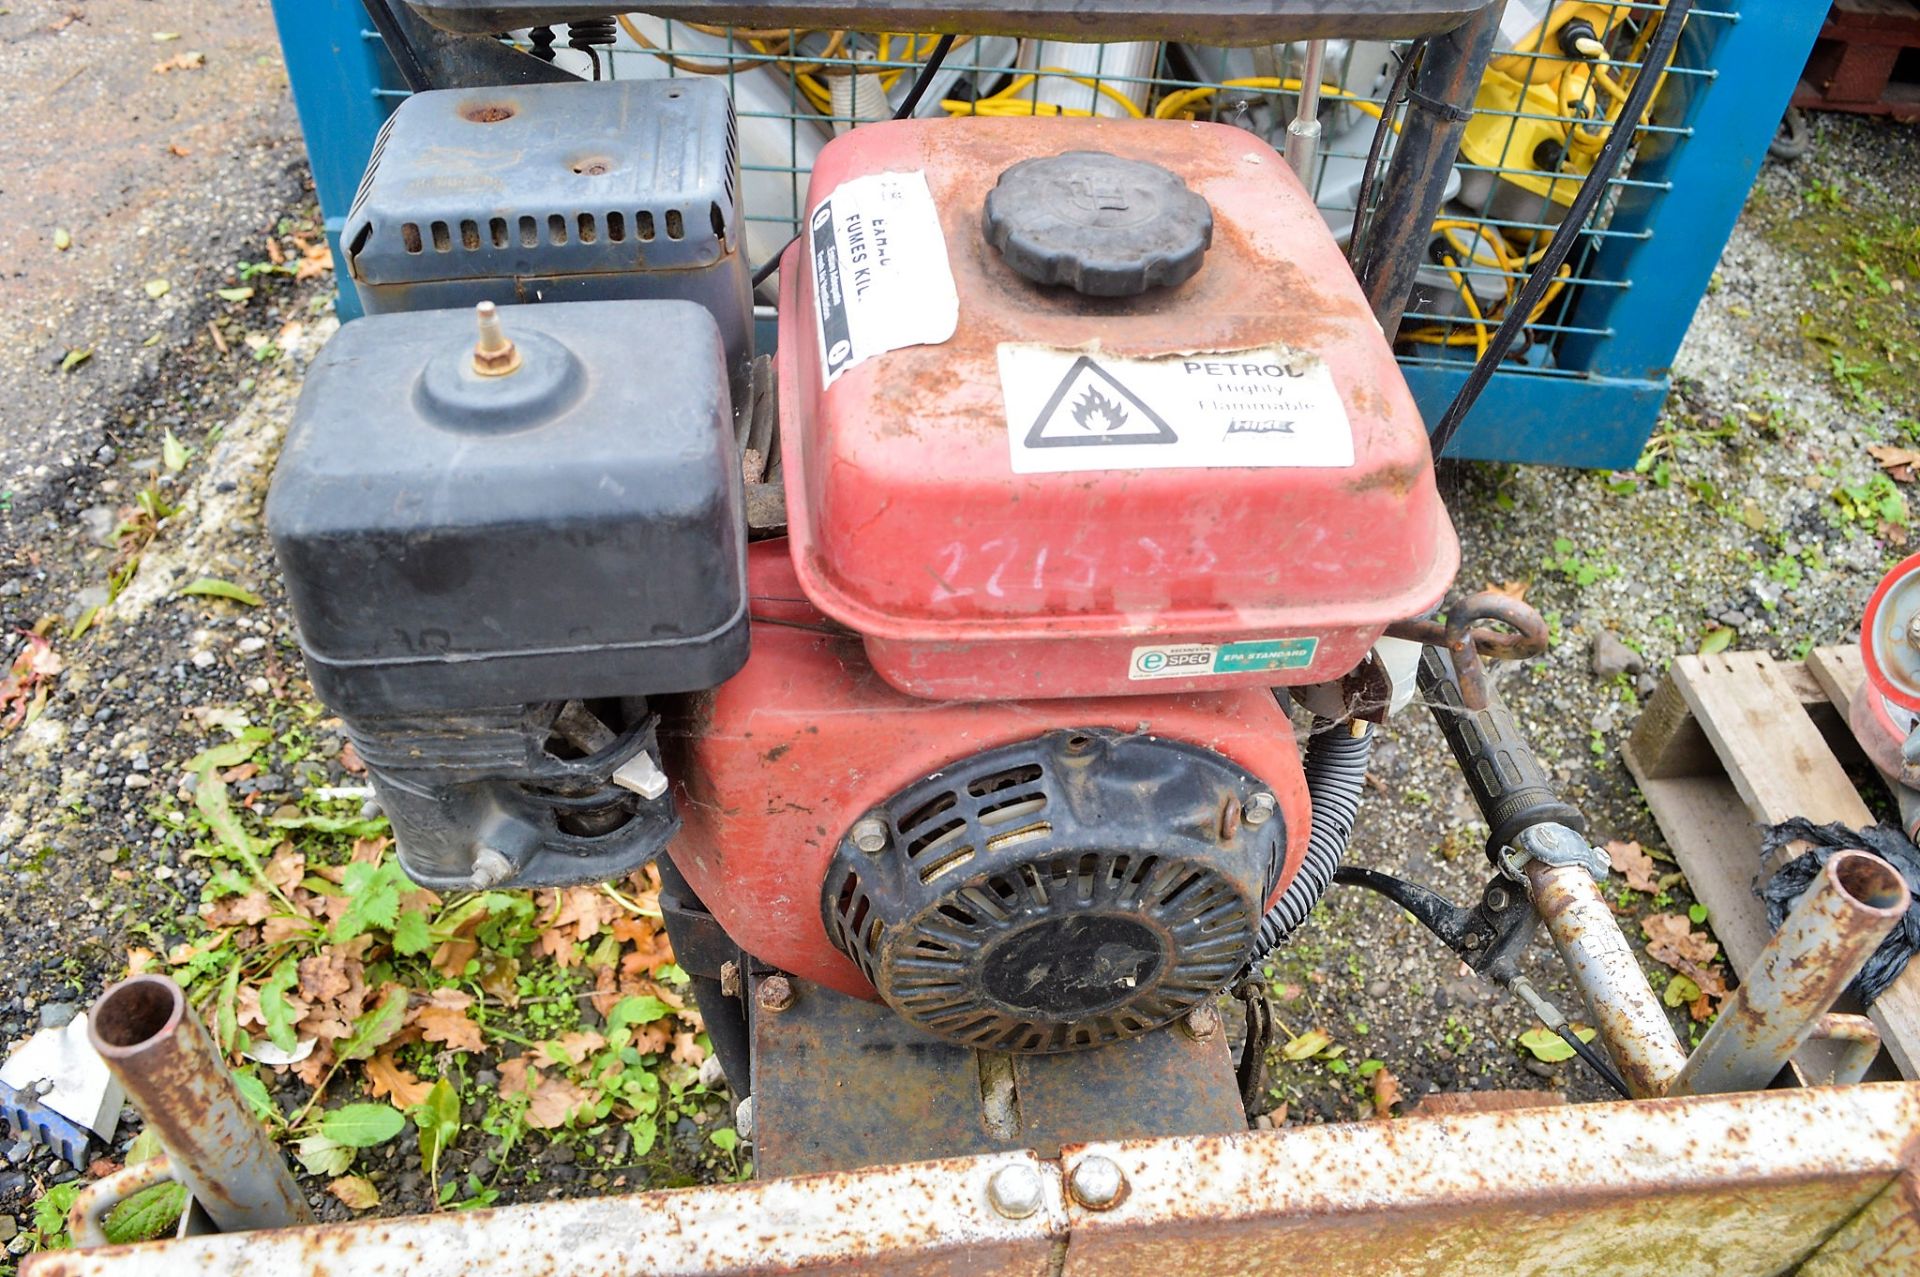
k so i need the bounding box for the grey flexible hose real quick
[1247,720,1374,966]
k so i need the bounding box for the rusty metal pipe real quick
[1668,851,1910,1097]
[1525,861,1688,1098]
[1812,1012,1882,1087]
[88,975,313,1233]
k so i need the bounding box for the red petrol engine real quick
[670,116,1456,1055]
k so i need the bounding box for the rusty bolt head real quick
[1181,1002,1221,1040]
[1068,1155,1127,1210]
[1907,613,1920,648]
[986,1164,1044,1219]
[851,816,890,855]
[1241,792,1277,827]
[1486,886,1512,912]
[719,960,742,999]
[1462,930,1483,950]
[756,974,795,1014]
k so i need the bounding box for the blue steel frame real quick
[269,0,409,322]
[269,1,1827,468]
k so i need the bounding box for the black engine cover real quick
[822,729,1283,1053]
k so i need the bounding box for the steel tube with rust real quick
[1526,861,1688,1098]
[1668,850,1910,1097]
[88,975,313,1233]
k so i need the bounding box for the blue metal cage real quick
[270,1,1827,469]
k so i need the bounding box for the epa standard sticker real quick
[809,170,959,387]
[997,344,1355,474]
[1128,638,1320,681]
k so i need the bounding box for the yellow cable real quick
[1153,77,1387,124]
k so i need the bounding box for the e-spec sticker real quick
[998,344,1355,475]
[809,170,959,386]
[1129,638,1320,681]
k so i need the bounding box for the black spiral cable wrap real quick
[1245,720,1374,968]
[567,18,617,78]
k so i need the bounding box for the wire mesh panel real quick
[498,3,1728,388]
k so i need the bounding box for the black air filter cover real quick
[823,729,1282,1054]
[268,298,747,717]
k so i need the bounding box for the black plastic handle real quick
[1418,646,1585,860]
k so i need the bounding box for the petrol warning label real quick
[998,344,1354,475]
[1128,638,1320,681]
[809,170,959,387]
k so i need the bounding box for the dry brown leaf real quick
[350,835,388,865]
[1484,579,1531,603]
[415,988,484,1053]
[591,965,621,1018]
[525,1074,593,1130]
[1870,445,1920,483]
[549,1031,606,1067]
[365,1049,434,1108]
[1642,913,1718,966]
[555,888,615,943]
[152,50,206,73]
[498,1055,538,1101]
[292,1042,334,1088]
[327,1175,380,1211]
[431,938,479,980]
[295,240,335,281]
[298,952,355,1005]
[167,143,191,157]
[537,928,582,970]
[1370,1068,1403,1119]
[477,954,520,1007]
[126,948,158,975]
[265,847,306,895]
[1607,840,1661,895]
[261,914,316,945]
[338,739,366,775]
[670,1030,706,1068]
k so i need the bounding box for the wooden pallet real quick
[1793,0,1920,122]
[1624,646,1920,1081]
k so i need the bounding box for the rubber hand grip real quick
[1418,646,1585,860]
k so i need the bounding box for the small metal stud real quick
[1242,792,1277,827]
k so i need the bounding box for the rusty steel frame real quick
[27,1084,1920,1277]
[1669,851,1912,1099]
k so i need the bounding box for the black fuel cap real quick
[983,151,1214,298]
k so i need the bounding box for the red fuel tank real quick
[779,116,1457,702]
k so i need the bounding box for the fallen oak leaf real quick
[1607,840,1661,895]
[364,1049,434,1109]
[1870,444,1920,483]
[414,989,484,1053]
[524,1074,594,1131]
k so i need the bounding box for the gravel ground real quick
[1,86,1917,1244]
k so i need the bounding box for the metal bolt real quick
[1462,930,1483,950]
[986,1164,1044,1220]
[1242,792,1277,827]
[1907,612,1920,648]
[1486,886,1512,912]
[471,301,522,377]
[468,846,515,890]
[850,816,890,855]
[1181,1002,1220,1040]
[719,960,742,999]
[1067,1155,1127,1210]
[756,974,795,1014]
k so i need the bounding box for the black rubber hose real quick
[1246,721,1374,966]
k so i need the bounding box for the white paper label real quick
[809,170,959,386]
[998,344,1355,475]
